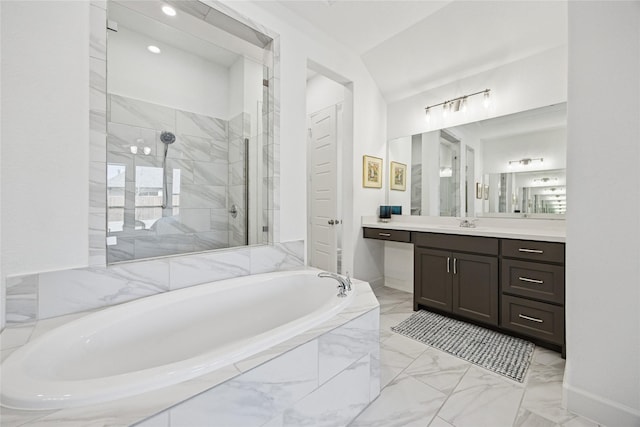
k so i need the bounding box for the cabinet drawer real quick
[501,259,564,304]
[363,227,411,243]
[501,295,564,345]
[501,239,565,264]
[413,232,498,256]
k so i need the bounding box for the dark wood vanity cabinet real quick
[414,233,499,326]
[500,239,565,350]
[363,226,566,354]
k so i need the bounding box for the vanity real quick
[363,217,566,355]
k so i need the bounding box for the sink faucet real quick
[318,272,352,297]
[459,218,478,228]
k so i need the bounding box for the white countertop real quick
[362,215,566,243]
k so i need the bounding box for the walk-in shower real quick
[105,0,273,263]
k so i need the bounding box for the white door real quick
[308,105,338,272]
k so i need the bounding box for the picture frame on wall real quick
[363,155,383,188]
[390,161,407,191]
[476,182,483,199]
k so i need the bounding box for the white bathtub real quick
[1,269,354,410]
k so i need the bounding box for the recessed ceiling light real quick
[147,45,161,54]
[162,5,176,16]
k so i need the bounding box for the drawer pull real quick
[519,314,543,323]
[518,248,544,254]
[447,257,451,273]
[378,233,391,237]
[518,276,544,284]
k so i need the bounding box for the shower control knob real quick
[328,220,335,225]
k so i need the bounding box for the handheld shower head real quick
[160,131,176,144]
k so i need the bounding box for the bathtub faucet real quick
[318,272,352,298]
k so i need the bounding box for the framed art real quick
[390,161,407,191]
[476,182,483,199]
[363,155,383,188]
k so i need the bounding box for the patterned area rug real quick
[392,310,534,382]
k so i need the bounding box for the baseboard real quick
[564,383,640,426]
[368,276,385,289]
[384,277,412,293]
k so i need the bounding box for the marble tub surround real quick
[4,240,303,324]
[0,277,380,427]
[362,215,566,242]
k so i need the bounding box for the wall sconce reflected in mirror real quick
[508,157,543,167]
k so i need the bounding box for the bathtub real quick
[1,269,354,411]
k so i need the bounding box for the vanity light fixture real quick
[533,176,559,183]
[508,157,543,167]
[147,45,161,54]
[162,5,177,16]
[425,89,491,121]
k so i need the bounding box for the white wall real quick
[483,127,566,174]
[219,1,387,284]
[306,73,344,115]
[108,26,230,119]
[0,1,3,330]
[565,2,640,426]
[1,1,89,280]
[387,46,567,141]
[387,136,411,212]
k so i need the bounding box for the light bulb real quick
[425,107,431,122]
[130,145,138,154]
[162,5,176,16]
[143,146,152,155]
[442,102,449,117]
[483,90,491,108]
[147,45,161,54]
[460,96,468,112]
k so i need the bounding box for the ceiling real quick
[276,0,568,104]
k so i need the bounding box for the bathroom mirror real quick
[388,103,566,218]
[105,0,273,263]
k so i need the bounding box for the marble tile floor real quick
[349,286,601,427]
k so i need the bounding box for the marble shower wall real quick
[106,94,251,262]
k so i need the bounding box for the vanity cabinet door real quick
[452,252,498,326]
[414,247,452,312]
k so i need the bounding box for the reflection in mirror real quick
[439,131,460,217]
[388,103,566,219]
[105,0,273,263]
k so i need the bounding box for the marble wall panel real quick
[5,275,38,323]
[89,5,106,60]
[180,184,226,209]
[318,309,380,385]
[176,111,226,140]
[166,340,319,426]
[109,95,175,132]
[274,354,372,427]
[38,260,170,319]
